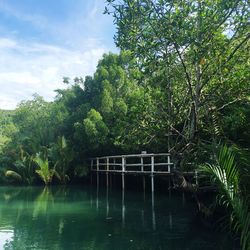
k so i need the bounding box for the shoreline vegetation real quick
[0,0,249,249]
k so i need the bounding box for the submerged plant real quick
[200,145,250,250]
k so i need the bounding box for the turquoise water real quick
[0,185,237,250]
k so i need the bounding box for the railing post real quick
[96,158,99,171]
[141,157,144,172]
[106,157,109,188]
[122,156,126,190]
[91,159,93,171]
[107,157,109,171]
[167,155,171,173]
[151,156,155,193]
[122,156,126,172]
[151,156,154,173]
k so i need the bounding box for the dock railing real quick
[90,153,174,175]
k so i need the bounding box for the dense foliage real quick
[0,1,249,247]
[0,0,248,181]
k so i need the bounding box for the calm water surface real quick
[0,185,237,250]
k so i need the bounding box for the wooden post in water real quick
[106,157,109,188]
[151,156,155,193]
[96,157,99,196]
[169,212,173,229]
[143,176,146,201]
[168,177,171,198]
[89,153,175,194]
[141,156,146,197]
[109,172,112,189]
[152,190,156,230]
[96,159,99,211]
[122,188,125,228]
[90,159,93,186]
[96,158,99,171]
[150,155,156,230]
[106,185,109,218]
[91,159,93,171]
[141,209,145,227]
[122,156,125,190]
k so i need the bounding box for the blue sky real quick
[0,0,117,109]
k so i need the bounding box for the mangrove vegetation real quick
[0,0,249,249]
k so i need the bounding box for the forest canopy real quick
[0,0,249,184]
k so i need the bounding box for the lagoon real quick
[0,185,237,250]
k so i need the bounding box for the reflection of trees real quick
[0,187,101,249]
[0,186,235,250]
[32,187,54,218]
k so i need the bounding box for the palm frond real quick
[5,170,22,182]
[200,144,250,250]
[34,153,54,185]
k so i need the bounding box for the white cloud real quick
[0,38,17,49]
[0,0,117,109]
[0,37,106,109]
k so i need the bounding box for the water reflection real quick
[0,230,13,249]
[122,188,125,228]
[151,191,156,231]
[0,185,237,250]
[33,187,54,218]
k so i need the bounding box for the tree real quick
[0,110,17,153]
[106,0,250,152]
[12,95,55,154]
[74,109,109,149]
[50,136,74,184]
[34,152,55,186]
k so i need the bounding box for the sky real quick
[0,0,117,110]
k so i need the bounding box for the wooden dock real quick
[90,153,173,174]
[90,153,174,191]
[90,153,200,231]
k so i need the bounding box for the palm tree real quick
[200,145,250,250]
[34,152,55,185]
[5,147,35,185]
[50,136,73,184]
